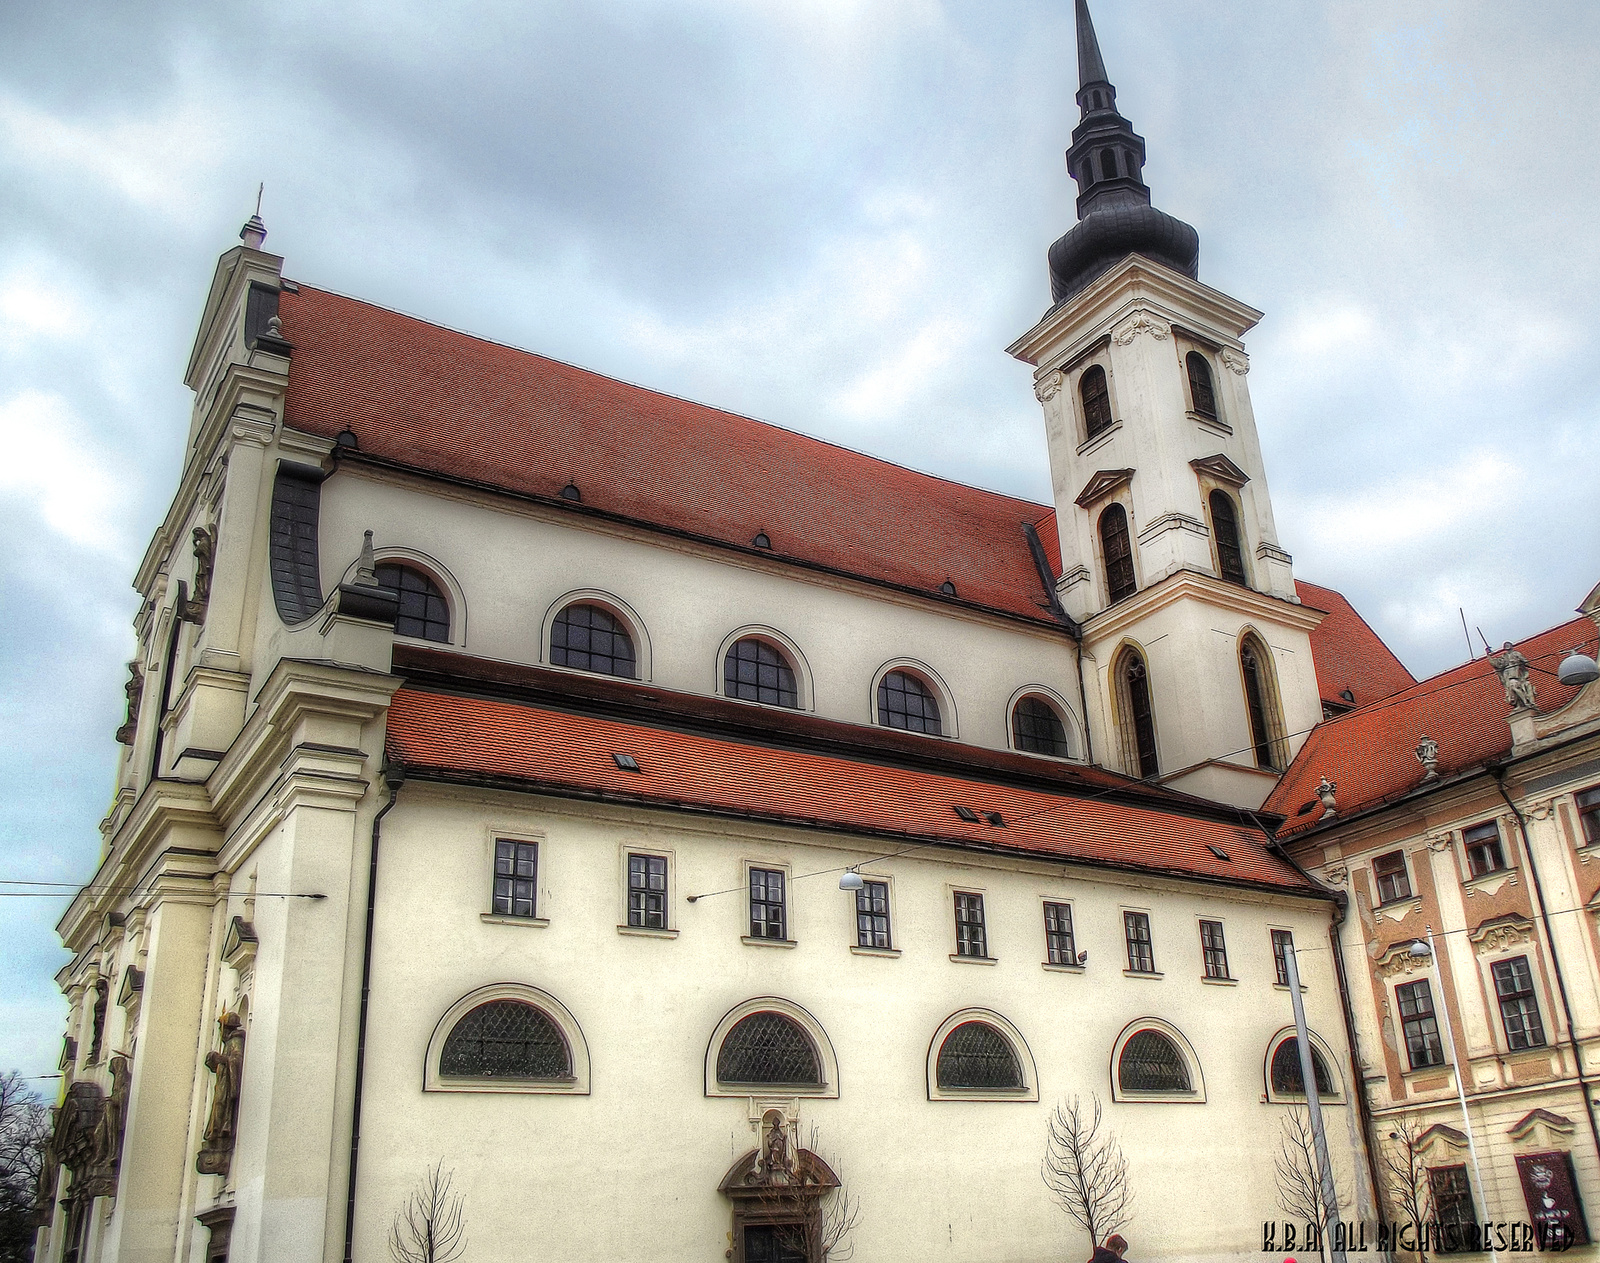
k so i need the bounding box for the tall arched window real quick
[1209,490,1247,585]
[1239,633,1286,770]
[1098,504,1136,603]
[724,638,798,708]
[375,564,450,643]
[1101,149,1119,179]
[1013,695,1071,758]
[1080,365,1112,438]
[1186,351,1217,420]
[878,671,941,735]
[716,1013,821,1088]
[1116,648,1159,778]
[551,603,636,678]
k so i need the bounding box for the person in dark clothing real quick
[1089,1233,1129,1263]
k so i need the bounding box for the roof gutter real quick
[1487,762,1600,1176]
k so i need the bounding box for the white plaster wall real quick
[346,785,1363,1263]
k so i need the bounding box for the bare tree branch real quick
[1275,1106,1345,1233]
[1042,1094,1133,1253]
[1379,1117,1431,1259]
[0,1071,50,1263]
[388,1161,467,1263]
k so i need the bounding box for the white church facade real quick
[30,5,1473,1261]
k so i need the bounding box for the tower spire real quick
[1044,0,1200,305]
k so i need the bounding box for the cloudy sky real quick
[1,0,1596,1081]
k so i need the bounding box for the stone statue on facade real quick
[1490,642,1538,710]
[1316,776,1337,819]
[197,1012,245,1176]
[179,525,216,623]
[1414,734,1439,781]
[114,662,143,746]
[86,1055,132,1193]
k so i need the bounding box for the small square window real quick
[627,853,667,929]
[1576,786,1600,847]
[1271,929,1295,987]
[954,892,987,958]
[1043,902,1076,965]
[1464,822,1506,878]
[856,881,891,949]
[1124,911,1155,973]
[749,868,786,940]
[1199,919,1230,979]
[1372,851,1412,903]
[493,839,538,919]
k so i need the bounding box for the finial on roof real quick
[1075,0,1109,89]
[240,183,267,249]
[1414,735,1439,782]
[355,530,378,587]
[1316,776,1337,819]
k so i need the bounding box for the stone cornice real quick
[1008,255,1264,369]
[1081,568,1324,647]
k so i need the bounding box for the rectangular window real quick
[1396,978,1445,1069]
[1492,955,1546,1050]
[493,838,538,918]
[1044,902,1076,965]
[1577,786,1600,846]
[1124,911,1155,973]
[627,853,667,929]
[1272,929,1295,987]
[1373,850,1412,903]
[1199,919,1230,979]
[954,892,987,958]
[1464,822,1507,878]
[748,868,786,940]
[856,880,891,949]
[1428,1165,1479,1253]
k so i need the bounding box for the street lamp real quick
[1557,649,1600,687]
[838,869,864,891]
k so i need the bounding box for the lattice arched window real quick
[1209,490,1247,585]
[1186,351,1217,420]
[716,1012,822,1088]
[551,603,636,678]
[1270,1037,1335,1098]
[1099,504,1136,603]
[1013,695,1071,758]
[1114,647,1159,778]
[936,1022,1023,1091]
[878,670,942,735]
[724,638,798,708]
[1117,1029,1190,1093]
[375,564,450,643]
[438,999,571,1081]
[1080,365,1112,438]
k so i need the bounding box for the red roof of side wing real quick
[276,285,1059,624]
[1296,580,1415,708]
[386,687,1322,895]
[1265,617,1596,836]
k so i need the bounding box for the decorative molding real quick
[1425,831,1455,853]
[1255,541,1293,566]
[1056,565,1092,593]
[1220,347,1250,375]
[1033,370,1064,404]
[1322,863,1348,887]
[1524,798,1557,821]
[1189,454,1250,488]
[222,917,258,973]
[1112,310,1171,345]
[1135,512,1209,545]
[1469,914,1534,955]
[1373,897,1422,926]
[1462,869,1519,899]
[1073,468,1135,509]
[1375,939,1429,977]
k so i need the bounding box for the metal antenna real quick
[1459,608,1473,659]
[255,182,264,216]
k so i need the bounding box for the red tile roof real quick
[1296,580,1414,708]
[1265,617,1596,836]
[385,685,1324,895]
[277,285,1060,624]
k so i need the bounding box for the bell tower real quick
[1009,0,1323,808]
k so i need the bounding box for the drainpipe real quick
[342,760,405,1263]
[1074,639,1096,766]
[1488,764,1600,1173]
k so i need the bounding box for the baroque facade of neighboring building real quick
[42,3,1596,1261]
[1269,591,1600,1252]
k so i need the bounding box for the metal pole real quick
[1284,942,1347,1263]
[1423,926,1499,1263]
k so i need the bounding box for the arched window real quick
[724,638,798,708]
[716,1012,821,1088]
[1013,696,1071,758]
[551,603,636,678]
[438,999,571,1081]
[1125,148,1138,177]
[878,670,941,735]
[936,1022,1023,1091]
[1240,635,1284,770]
[375,564,450,643]
[1080,365,1112,438]
[1115,648,1159,778]
[1098,504,1136,603]
[1117,1029,1190,1093]
[1271,1038,1335,1097]
[1209,490,1247,585]
[1101,149,1119,179]
[1186,351,1217,420]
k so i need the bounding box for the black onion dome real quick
[1048,203,1199,305]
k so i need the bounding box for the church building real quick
[34,4,1482,1260]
